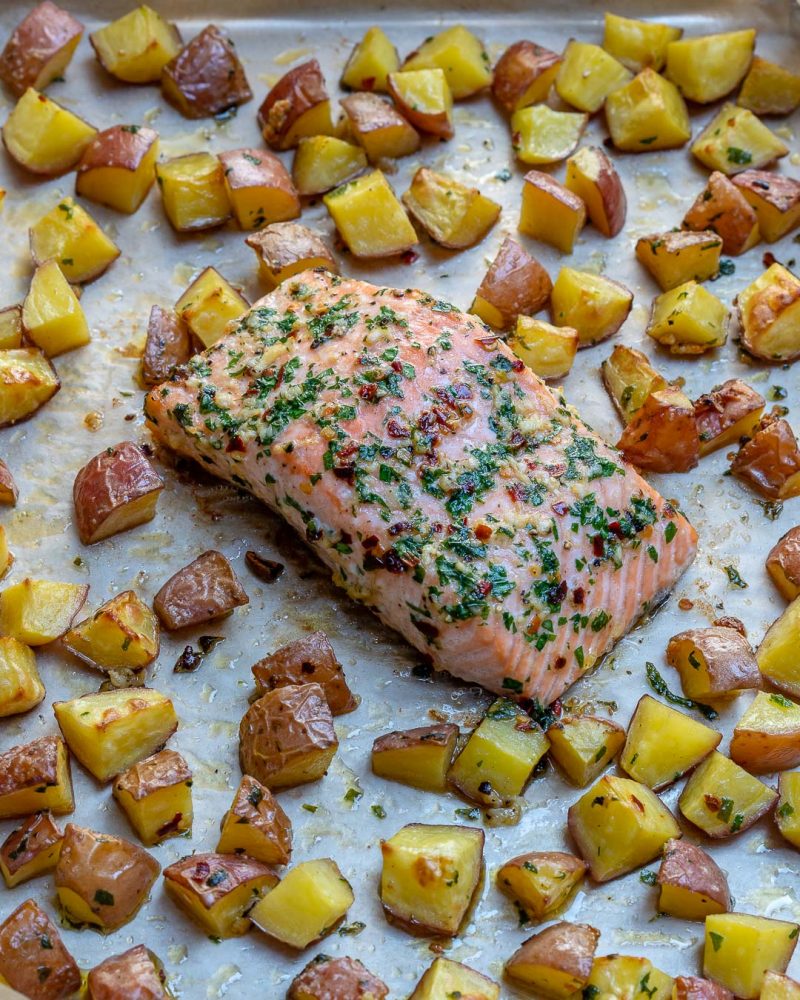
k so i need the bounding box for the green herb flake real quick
[646,662,717,720]
[93,889,114,906]
[709,931,724,952]
[724,565,747,588]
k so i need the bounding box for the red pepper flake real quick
[225,435,245,453]
[592,536,605,558]
[401,249,419,265]
[551,501,569,517]
[475,524,491,541]
[388,520,412,536]
[359,384,377,402]
[390,359,403,373]
[763,251,777,268]
[507,482,526,502]
[704,794,722,813]
[477,579,492,596]
[387,418,409,438]
[572,587,585,606]
[361,535,379,549]
[554,656,567,670]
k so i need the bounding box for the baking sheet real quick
[0,0,798,996]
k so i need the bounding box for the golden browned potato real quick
[0,811,63,888]
[666,626,761,700]
[258,59,334,150]
[245,223,338,289]
[216,774,292,865]
[665,29,755,104]
[673,976,734,1000]
[605,67,691,153]
[341,25,398,93]
[161,24,252,119]
[155,152,231,232]
[491,40,562,113]
[87,944,169,1000]
[0,304,23,350]
[174,266,247,345]
[730,691,800,773]
[141,305,192,387]
[556,39,632,113]
[0,636,43,717]
[76,124,159,215]
[0,348,60,427]
[251,630,356,715]
[22,260,90,357]
[518,170,586,253]
[292,135,367,197]
[767,526,800,601]
[401,25,492,100]
[738,263,800,363]
[63,590,159,672]
[601,344,668,424]
[511,104,588,165]
[403,167,499,249]
[113,748,193,845]
[73,440,164,545]
[739,56,800,117]
[704,913,799,999]
[731,414,800,500]
[218,148,300,230]
[288,956,389,1000]
[409,958,498,1000]
[153,549,248,630]
[683,171,760,256]
[617,386,700,473]
[583,957,673,1000]
[90,5,181,84]
[694,379,764,457]
[496,850,587,921]
[547,715,626,787]
[732,171,800,243]
[3,87,96,176]
[0,459,17,506]
[372,723,458,793]
[323,170,418,258]
[239,682,338,789]
[550,267,633,347]
[0,734,73,818]
[505,920,599,996]
[565,145,626,237]
[636,230,723,291]
[647,281,729,355]
[0,577,88,646]
[0,899,81,999]
[656,838,730,920]
[29,197,120,285]
[603,13,682,72]
[761,971,800,1000]
[691,104,788,176]
[341,92,420,162]
[680,752,777,839]
[471,237,552,330]
[0,1,83,96]
[387,68,453,138]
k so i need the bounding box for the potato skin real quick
[0,734,72,816]
[565,145,626,238]
[473,237,552,329]
[731,415,800,499]
[162,25,252,119]
[683,171,759,256]
[87,944,169,1000]
[77,124,158,175]
[153,549,249,630]
[674,976,734,1000]
[694,378,764,456]
[251,630,356,715]
[0,458,18,505]
[141,306,192,387]
[258,59,329,150]
[0,811,63,885]
[492,40,561,113]
[767,526,800,601]
[0,1,83,97]
[288,955,389,1000]
[506,920,599,989]
[114,748,191,802]
[658,837,731,911]
[163,851,277,914]
[0,898,81,1000]
[245,223,338,285]
[667,626,760,697]
[216,774,292,865]
[617,387,700,473]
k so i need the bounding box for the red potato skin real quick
[87,944,169,1000]
[0,458,18,504]
[141,305,193,387]
[767,526,800,599]
[667,626,761,694]
[657,838,731,911]
[77,125,158,174]
[0,898,81,999]
[674,977,734,1000]
[218,147,297,195]
[507,920,599,984]
[163,852,277,911]
[0,735,71,808]
[341,91,419,140]
[731,415,800,499]
[683,172,759,256]
[153,549,249,630]
[491,40,561,113]
[576,146,627,238]
[617,389,700,473]
[162,25,252,119]
[475,236,552,327]
[288,955,389,1000]
[258,59,329,149]
[0,1,83,97]
[0,811,63,881]
[693,378,764,453]
[245,223,338,278]
[251,630,357,715]
[732,169,800,215]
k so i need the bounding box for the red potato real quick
[75,124,159,215]
[491,40,562,113]
[288,956,389,1000]
[674,977,734,1000]
[693,379,765,457]
[565,145,626,237]
[251,630,357,715]
[0,1,83,97]
[471,236,552,330]
[162,25,252,119]
[767,526,800,601]
[505,920,599,994]
[141,305,193,387]
[0,459,17,505]
[0,898,81,999]
[87,945,169,1000]
[617,386,700,473]
[340,91,420,162]
[246,222,338,289]
[657,838,731,920]
[731,414,800,500]
[666,626,761,700]
[683,171,760,256]
[153,549,249,630]
[217,148,300,230]
[258,59,334,150]
[73,441,164,545]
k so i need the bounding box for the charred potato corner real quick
[0,0,799,996]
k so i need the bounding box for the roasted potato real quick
[683,171,760,257]
[505,920,599,997]
[617,386,700,473]
[583,955,673,1000]
[667,626,761,699]
[0,347,59,426]
[550,267,633,348]
[410,958,497,1000]
[252,630,355,715]
[289,956,389,1000]
[567,774,680,882]
[292,135,367,197]
[761,971,800,1000]
[372,723,458,793]
[636,231,723,291]
[155,152,231,232]
[739,56,800,117]
[87,944,169,1000]
[691,103,788,176]
[402,25,491,100]
[0,811,63,888]
[647,280,729,355]
[547,714,626,787]
[732,171,800,243]
[90,5,181,83]
[379,823,484,936]
[2,87,96,175]
[218,148,300,230]
[162,24,251,119]
[324,170,418,258]
[509,317,578,380]
[730,692,800,772]
[601,344,668,424]
[731,415,800,500]
[565,146,626,237]
[679,751,777,838]
[605,68,691,152]
[556,39,632,112]
[341,25,398,93]
[491,40,561,113]
[665,29,756,103]
[496,850,587,921]
[471,237,552,330]
[737,263,800,363]
[258,59,335,150]
[174,267,248,347]
[216,774,292,865]
[54,686,178,783]
[704,912,798,999]
[388,68,453,138]
[603,13,682,72]
[341,92,420,162]
[511,104,588,165]
[767,526,800,601]
[656,838,730,921]
[0,460,16,506]
[402,167,499,249]
[0,1,83,96]
[0,305,23,350]
[0,899,81,999]
[22,260,89,357]
[518,170,586,253]
[246,223,338,289]
[113,748,193,845]
[154,549,248,629]
[0,734,73,819]
[673,976,734,1000]
[0,635,44,717]
[164,852,278,938]
[0,527,12,583]
[141,305,192,386]
[76,125,159,214]
[694,378,764,456]
[29,197,120,285]
[0,577,87,645]
[776,772,800,849]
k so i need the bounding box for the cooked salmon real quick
[145,270,697,705]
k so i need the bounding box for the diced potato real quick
[617,386,699,473]
[731,415,800,501]
[54,687,178,783]
[0,577,87,645]
[239,683,338,789]
[601,344,668,424]
[656,838,730,921]
[216,774,292,865]
[410,957,498,1000]
[2,87,96,175]
[665,30,756,103]
[246,222,337,289]
[290,956,388,1000]
[73,441,164,546]
[762,971,800,1000]
[556,40,632,112]
[471,237,552,330]
[0,459,16,506]
[550,267,633,347]
[76,124,159,214]
[90,5,180,83]
[496,850,587,921]
[511,104,588,165]
[379,823,484,936]
[154,549,249,629]
[341,25,398,92]
[113,749,193,845]
[292,135,367,196]
[636,231,723,291]
[505,920,599,998]
[0,811,63,888]
[683,171,760,256]
[0,734,73,818]
[733,171,800,243]
[776,772,800,849]
[730,691,800,773]
[141,305,192,387]
[519,170,586,253]
[704,913,798,999]
[402,25,491,100]
[218,148,300,230]
[402,167,499,249]
[491,40,562,113]
[0,1,84,96]
[737,263,800,363]
[341,92,420,162]
[0,305,23,350]
[565,146,626,237]
[162,24,251,119]
[605,68,691,151]
[372,723,457,793]
[388,68,453,138]
[739,57,800,117]
[603,13,682,72]
[691,103,788,175]
[0,526,12,582]
[694,378,764,457]
[29,197,120,284]
[87,944,170,1000]
[175,267,248,348]
[22,260,89,358]
[667,627,761,701]
[679,751,777,838]
[258,59,334,150]
[567,774,680,882]
[758,597,800,696]
[250,858,353,947]
[548,714,626,787]
[767,526,800,601]
[509,317,578,381]
[323,170,418,259]
[673,976,734,1000]
[647,280,729,355]
[583,955,673,1000]
[0,636,44,717]
[0,899,81,999]
[251,630,355,716]
[155,152,231,232]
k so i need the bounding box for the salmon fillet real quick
[145,270,697,705]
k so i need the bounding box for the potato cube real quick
[548,714,625,787]
[90,5,180,83]
[491,40,562,113]
[602,13,682,72]
[0,459,16,506]
[739,57,800,117]
[565,145,626,237]
[679,751,777,838]
[216,774,292,865]
[2,87,96,175]
[54,686,178,782]
[164,852,277,938]
[605,68,691,152]
[617,385,700,473]
[733,171,800,243]
[175,267,248,347]
[372,723,458,793]
[730,691,800,773]
[647,280,729,355]
[505,920,599,997]
[0,811,63,888]
[0,577,87,645]
[218,148,300,230]
[341,92,420,162]
[290,956,388,1000]
[550,267,633,347]
[731,415,800,500]
[0,305,23,350]
[667,626,761,699]
[519,171,586,253]
[776,772,800,849]
[0,1,83,96]
[402,25,491,100]
[251,630,355,716]
[154,549,248,629]
[239,683,337,789]
[141,305,191,386]
[0,347,59,427]
[601,344,667,423]
[29,197,120,285]
[738,263,800,363]
[636,231,723,291]
[694,378,764,457]
[0,636,44,717]
[258,59,334,150]
[247,223,338,290]
[584,955,673,999]
[402,167,499,249]
[567,774,680,882]
[762,971,800,1000]
[409,958,497,1000]
[155,152,231,232]
[767,527,800,601]
[683,171,760,256]
[22,260,90,357]
[666,30,756,103]
[556,40,632,112]
[0,899,81,999]
[511,104,587,165]
[341,25,398,92]
[76,124,159,214]
[87,944,169,1000]
[704,913,798,999]
[0,526,12,582]
[388,68,453,138]
[656,838,730,921]
[673,977,734,1000]
[323,170,417,258]
[162,25,251,119]
[496,850,586,921]
[251,858,353,947]
[113,749,192,845]
[471,237,551,330]
[380,823,483,936]
[691,104,788,175]
[0,734,73,818]
[292,135,367,197]
[509,317,578,381]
